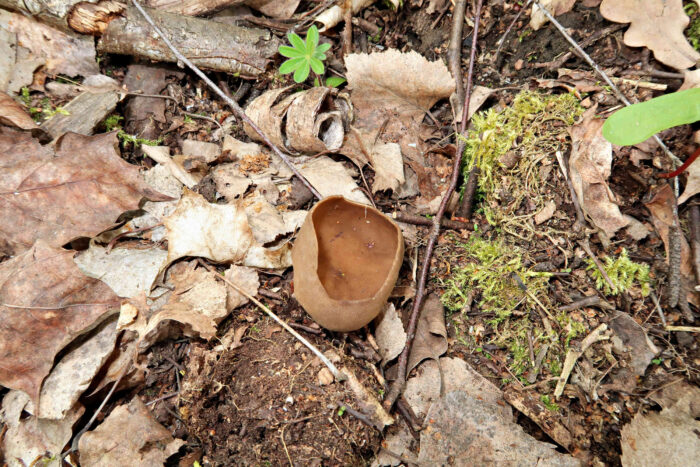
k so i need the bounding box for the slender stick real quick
[383,0,484,411]
[447,0,468,119]
[130,0,322,200]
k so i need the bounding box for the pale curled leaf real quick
[78,397,184,466]
[407,294,447,372]
[530,0,576,30]
[568,107,628,238]
[374,304,406,363]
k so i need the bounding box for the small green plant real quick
[602,88,700,146]
[103,114,163,147]
[586,248,650,296]
[279,25,331,84]
[20,87,31,106]
[686,2,700,50]
[337,405,346,416]
[651,357,663,365]
[540,394,560,412]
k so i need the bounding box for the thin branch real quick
[383,0,484,411]
[554,323,609,398]
[447,0,468,120]
[130,0,321,200]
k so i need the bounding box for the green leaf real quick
[278,45,305,58]
[293,61,310,83]
[316,42,331,54]
[309,57,324,74]
[602,88,700,146]
[306,25,319,53]
[287,32,306,52]
[325,76,346,88]
[279,57,305,75]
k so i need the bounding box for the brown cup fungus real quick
[292,196,404,332]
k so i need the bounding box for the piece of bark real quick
[98,6,279,77]
[40,89,119,139]
[0,0,117,33]
[143,0,245,16]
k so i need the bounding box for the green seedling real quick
[278,25,331,83]
[602,88,700,146]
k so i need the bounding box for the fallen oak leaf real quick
[600,0,700,70]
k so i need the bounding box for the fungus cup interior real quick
[313,198,399,301]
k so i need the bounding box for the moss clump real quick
[586,248,650,296]
[460,91,583,227]
[103,114,163,148]
[686,2,700,51]
[440,235,551,323]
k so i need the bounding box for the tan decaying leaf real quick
[245,0,301,18]
[225,265,259,310]
[374,304,406,364]
[78,397,185,466]
[530,0,576,30]
[74,244,169,298]
[346,50,455,125]
[600,0,700,70]
[609,312,658,376]
[0,9,98,78]
[298,156,370,205]
[212,163,253,200]
[292,196,404,331]
[418,391,580,466]
[139,302,218,350]
[0,91,38,130]
[316,0,398,31]
[182,139,221,163]
[143,145,199,188]
[370,142,405,193]
[163,189,254,264]
[166,261,229,323]
[0,241,120,404]
[243,194,305,244]
[0,390,84,466]
[222,134,265,160]
[403,357,512,421]
[37,319,118,419]
[680,68,700,90]
[677,155,700,204]
[0,130,169,256]
[534,199,557,224]
[342,366,394,429]
[407,294,448,372]
[621,382,700,465]
[568,107,629,238]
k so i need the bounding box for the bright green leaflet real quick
[278,25,331,84]
[602,88,700,146]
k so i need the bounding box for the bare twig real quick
[448,0,468,120]
[668,223,682,308]
[665,325,700,332]
[130,0,321,200]
[383,0,484,411]
[555,150,585,228]
[559,295,613,312]
[391,212,472,231]
[554,323,609,398]
[650,291,667,327]
[200,261,347,382]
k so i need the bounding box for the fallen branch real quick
[665,325,700,332]
[554,323,609,398]
[200,261,347,382]
[131,0,321,199]
[383,0,484,411]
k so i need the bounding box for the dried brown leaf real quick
[375,304,406,364]
[0,390,84,465]
[600,0,700,70]
[0,9,98,78]
[621,382,700,465]
[0,241,120,404]
[568,107,628,238]
[609,311,659,376]
[0,130,169,255]
[418,391,580,465]
[225,265,259,310]
[407,294,447,372]
[0,91,38,131]
[78,397,184,466]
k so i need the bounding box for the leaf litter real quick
[0,1,699,465]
